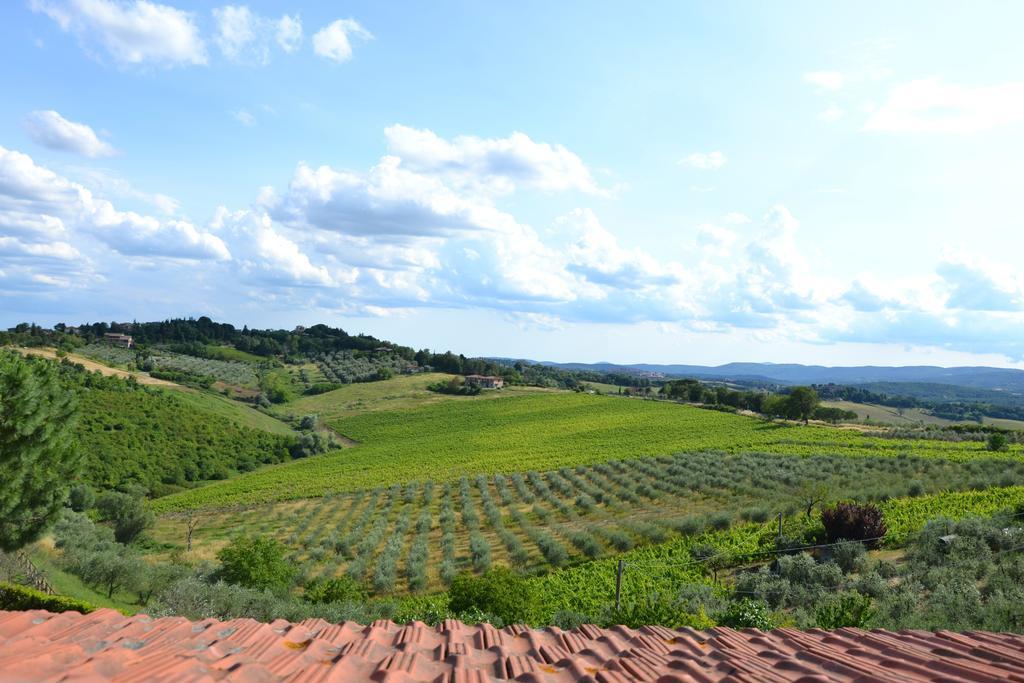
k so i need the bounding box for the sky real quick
[2,1,1024,366]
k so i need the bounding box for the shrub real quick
[216,536,296,593]
[709,512,733,531]
[304,576,366,604]
[814,591,876,629]
[821,502,887,547]
[831,540,868,574]
[987,433,1009,452]
[603,597,716,629]
[448,567,538,625]
[716,598,777,630]
[0,582,94,613]
[68,484,95,512]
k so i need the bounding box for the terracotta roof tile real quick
[1,609,1023,682]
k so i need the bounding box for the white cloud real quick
[864,78,1024,133]
[679,151,726,170]
[213,5,260,62]
[0,144,228,261]
[312,18,371,63]
[695,223,738,255]
[803,70,845,91]
[276,14,302,52]
[385,124,601,195]
[31,0,207,67]
[212,5,300,64]
[23,110,116,158]
[232,109,256,126]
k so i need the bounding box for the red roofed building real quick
[2,610,1024,682]
[465,374,504,389]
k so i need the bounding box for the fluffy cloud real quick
[213,5,260,62]
[23,110,116,158]
[0,145,227,262]
[385,125,602,195]
[212,5,302,64]
[803,70,845,91]
[276,14,302,52]
[267,156,520,238]
[31,0,207,67]
[864,79,1024,133]
[11,119,1024,361]
[312,18,371,63]
[678,151,726,170]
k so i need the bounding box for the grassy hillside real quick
[275,372,550,422]
[78,386,298,494]
[168,388,295,436]
[822,399,1024,430]
[153,392,1019,511]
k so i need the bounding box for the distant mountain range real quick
[516,360,1024,394]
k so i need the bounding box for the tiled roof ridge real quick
[2,609,1024,681]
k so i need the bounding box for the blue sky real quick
[2,1,1024,366]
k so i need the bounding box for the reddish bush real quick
[821,502,887,548]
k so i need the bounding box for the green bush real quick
[716,598,777,630]
[448,567,538,625]
[987,433,1009,452]
[0,582,94,613]
[216,536,296,593]
[814,591,876,629]
[304,576,367,604]
[831,540,868,574]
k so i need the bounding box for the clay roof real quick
[2,609,1024,682]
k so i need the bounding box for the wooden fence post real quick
[614,560,625,611]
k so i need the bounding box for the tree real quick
[796,481,830,519]
[0,351,81,551]
[96,491,154,544]
[68,484,95,512]
[217,535,295,592]
[986,433,1009,452]
[787,386,820,424]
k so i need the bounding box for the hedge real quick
[0,582,94,613]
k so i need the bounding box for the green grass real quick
[167,387,296,436]
[153,392,1020,512]
[204,345,268,363]
[275,372,550,422]
[29,548,138,614]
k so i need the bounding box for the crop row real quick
[156,450,1024,594]
[153,393,1022,512]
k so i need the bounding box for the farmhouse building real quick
[465,374,504,389]
[102,332,134,348]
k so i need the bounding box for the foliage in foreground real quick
[0,350,81,551]
[0,582,94,614]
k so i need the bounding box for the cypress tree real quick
[0,351,80,551]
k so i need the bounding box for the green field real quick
[152,450,1021,594]
[165,387,296,436]
[821,399,1024,430]
[273,372,550,423]
[153,391,1019,512]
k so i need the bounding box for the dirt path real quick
[14,347,181,387]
